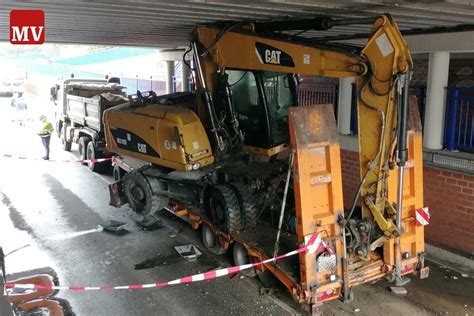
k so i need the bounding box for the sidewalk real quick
[426,244,474,276]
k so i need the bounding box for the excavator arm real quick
[192,14,413,238]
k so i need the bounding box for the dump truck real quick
[105,14,428,311]
[51,79,128,172]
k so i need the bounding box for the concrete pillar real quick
[423,52,450,150]
[165,60,175,94]
[181,62,191,92]
[337,77,355,135]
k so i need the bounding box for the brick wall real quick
[411,59,429,86]
[340,149,361,209]
[340,149,474,256]
[423,166,474,255]
[411,58,474,87]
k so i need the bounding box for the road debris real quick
[259,287,275,296]
[132,214,163,231]
[390,286,408,295]
[100,220,128,235]
[174,244,202,261]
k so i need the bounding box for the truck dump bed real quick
[65,82,127,133]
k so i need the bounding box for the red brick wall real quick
[423,167,474,255]
[340,149,474,256]
[340,149,361,209]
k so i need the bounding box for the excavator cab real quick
[219,69,297,154]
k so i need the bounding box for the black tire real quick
[233,243,256,277]
[61,126,72,151]
[78,136,91,165]
[86,141,109,173]
[201,223,227,255]
[209,185,242,233]
[230,182,258,230]
[123,172,162,215]
[113,164,125,181]
[56,120,62,138]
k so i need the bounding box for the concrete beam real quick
[349,31,474,53]
[156,50,192,61]
[404,31,474,53]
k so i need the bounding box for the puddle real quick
[134,254,183,270]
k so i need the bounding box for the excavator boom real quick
[193,14,413,237]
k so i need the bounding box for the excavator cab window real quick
[261,72,294,145]
[226,69,296,149]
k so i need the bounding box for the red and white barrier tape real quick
[5,232,331,291]
[1,153,112,164]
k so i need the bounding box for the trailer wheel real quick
[61,125,72,152]
[78,136,91,165]
[233,243,256,277]
[201,223,226,255]
[123,172,161,215]
[209,185,242,233]
[229,182,258,230]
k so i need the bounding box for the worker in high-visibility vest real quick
[37,115,54,160]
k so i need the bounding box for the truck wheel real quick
[61,126,72,152]
[56,120,63,138]
[123,172,161,215]
[78,136,91,165]
[201,223,227,255]
[230,182,258,230]
[209,185,242,233]
[86,141,104,173]
[113,164,125,181]
[233,243,256,277]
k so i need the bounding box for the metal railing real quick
[296,85,337,107]
[349,85,427,136]
[444,87,474,152]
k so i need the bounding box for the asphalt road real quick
[0,102,472,316]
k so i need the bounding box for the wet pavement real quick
[0,102,473,315]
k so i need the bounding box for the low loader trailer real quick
[106,14,429,311]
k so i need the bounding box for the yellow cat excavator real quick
[104,14,428,309]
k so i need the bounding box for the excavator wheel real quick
[113,164,125,181]
[209,185,242,233]
[201,223,227,255]
[78,136,91,165]
[123,172,161,215]
[230,182,258,230]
